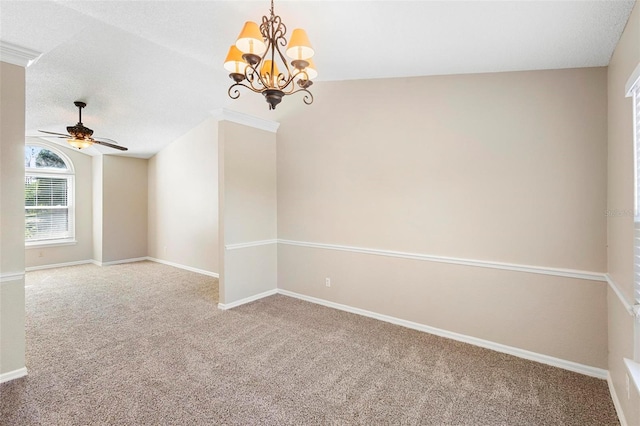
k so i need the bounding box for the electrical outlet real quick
[325,277,331,287]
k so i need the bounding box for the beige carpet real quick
[0,261,618,425]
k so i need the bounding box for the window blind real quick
[25,176,71,242]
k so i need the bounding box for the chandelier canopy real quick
[224,0,316,110]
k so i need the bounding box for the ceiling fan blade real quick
[94,136,119,144]
[93,140,128,151]
[38,130,70,137]
[28,135,68,139]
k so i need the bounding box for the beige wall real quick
[92,155,147,264]
[276,67,608,368]
[607,2,640,425]
[25,143,93,268]
[148,117,218,274]
[0,61,26,375]
[92,155,103,263]
[101,155,148,263]
[219,120,277,304]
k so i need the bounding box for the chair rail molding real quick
[225,239,278,251]
[605,274,636,317]
[278,239,606,282]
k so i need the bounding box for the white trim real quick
[605,274,636,316]
[607,372,628,426]
[25,259,94,272]
[625,358,640,396]
[210,108,280,133]
[0,41,41,67]
[99,257,149,267]
[0,272,25,283]
[278,239,606,282]
[0,367,28,384]
[625,61,640,97]
[146,257,219,278]
[277,289,608,379]
[225,239,277,250]
[23,257,220,277]
[25,240,77,249]
[218,288,278,310]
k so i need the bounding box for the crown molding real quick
[0,41,42,68]
[210,108,280,133]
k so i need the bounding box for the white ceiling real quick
[1,0,635,158]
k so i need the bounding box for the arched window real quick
[24,144,75,246]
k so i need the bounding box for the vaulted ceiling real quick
[1,0,635,158]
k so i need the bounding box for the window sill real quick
[625,358,640,396]
[25,239,77,249]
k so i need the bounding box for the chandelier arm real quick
[290,88,314,105]
[228,81,267,98]
[243,62,271,92]
[277,67,310,94]
[302,92,313,105]
[274,39,293,90]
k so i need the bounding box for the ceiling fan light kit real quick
[224,0,316,110]
[37,101,128,151]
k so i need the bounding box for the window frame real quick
[627,63,640,368]
[24,142,76,248]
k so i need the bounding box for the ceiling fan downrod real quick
[74,101,86,124]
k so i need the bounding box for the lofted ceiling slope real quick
[0,0,635,158]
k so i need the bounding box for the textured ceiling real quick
[1,0,636,158]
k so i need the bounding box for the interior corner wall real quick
[276,67,608,369]
[0,61,26,376]
[92,155,103,263]
[25,144,93,268]
[607,2,640,424]
[218,120,277,305]
[92,154,148,264]
[147,117,218,274]
[100,155,148,263]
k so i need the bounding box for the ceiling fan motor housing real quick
[66,124,94,139]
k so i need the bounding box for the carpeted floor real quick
[0,261,619,425]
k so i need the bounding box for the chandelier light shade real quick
[303,58,318,80]
[286,29,314,60]
[236,22,267,55]
[225,0,316,110]
[224,45,248,74]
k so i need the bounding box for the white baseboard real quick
[607,372,628,426]
[0,367,27,384]
[218,288,278,310]
[276,289,608,380]
[0,272,25,283]
[146,257,219,278]
[97,257,149,267]
[26,257,219,280]
[25,259,94,272]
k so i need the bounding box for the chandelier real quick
[224,0,316,110]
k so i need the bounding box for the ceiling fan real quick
[37,101,128,151]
